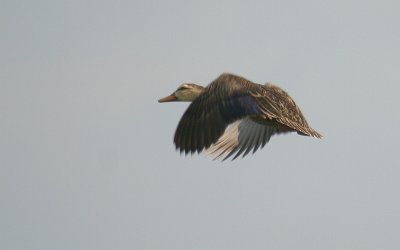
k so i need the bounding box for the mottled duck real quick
[159,73,322,160]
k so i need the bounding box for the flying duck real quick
[159,73,322,160]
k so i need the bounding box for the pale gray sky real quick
[1,0,400,249]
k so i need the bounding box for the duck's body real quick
[159,73,321,160]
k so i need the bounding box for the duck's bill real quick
[158,94,178,103]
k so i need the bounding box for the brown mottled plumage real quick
[158,73,322,160]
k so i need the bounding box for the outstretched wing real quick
[174,73,262,154]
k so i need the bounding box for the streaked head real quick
[158,83,205,103]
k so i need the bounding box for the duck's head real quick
[158,83,205,103]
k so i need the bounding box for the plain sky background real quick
[1,0,400,249]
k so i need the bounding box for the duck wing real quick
[174,73,262,154]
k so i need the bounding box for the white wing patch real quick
[205,118,279,161]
